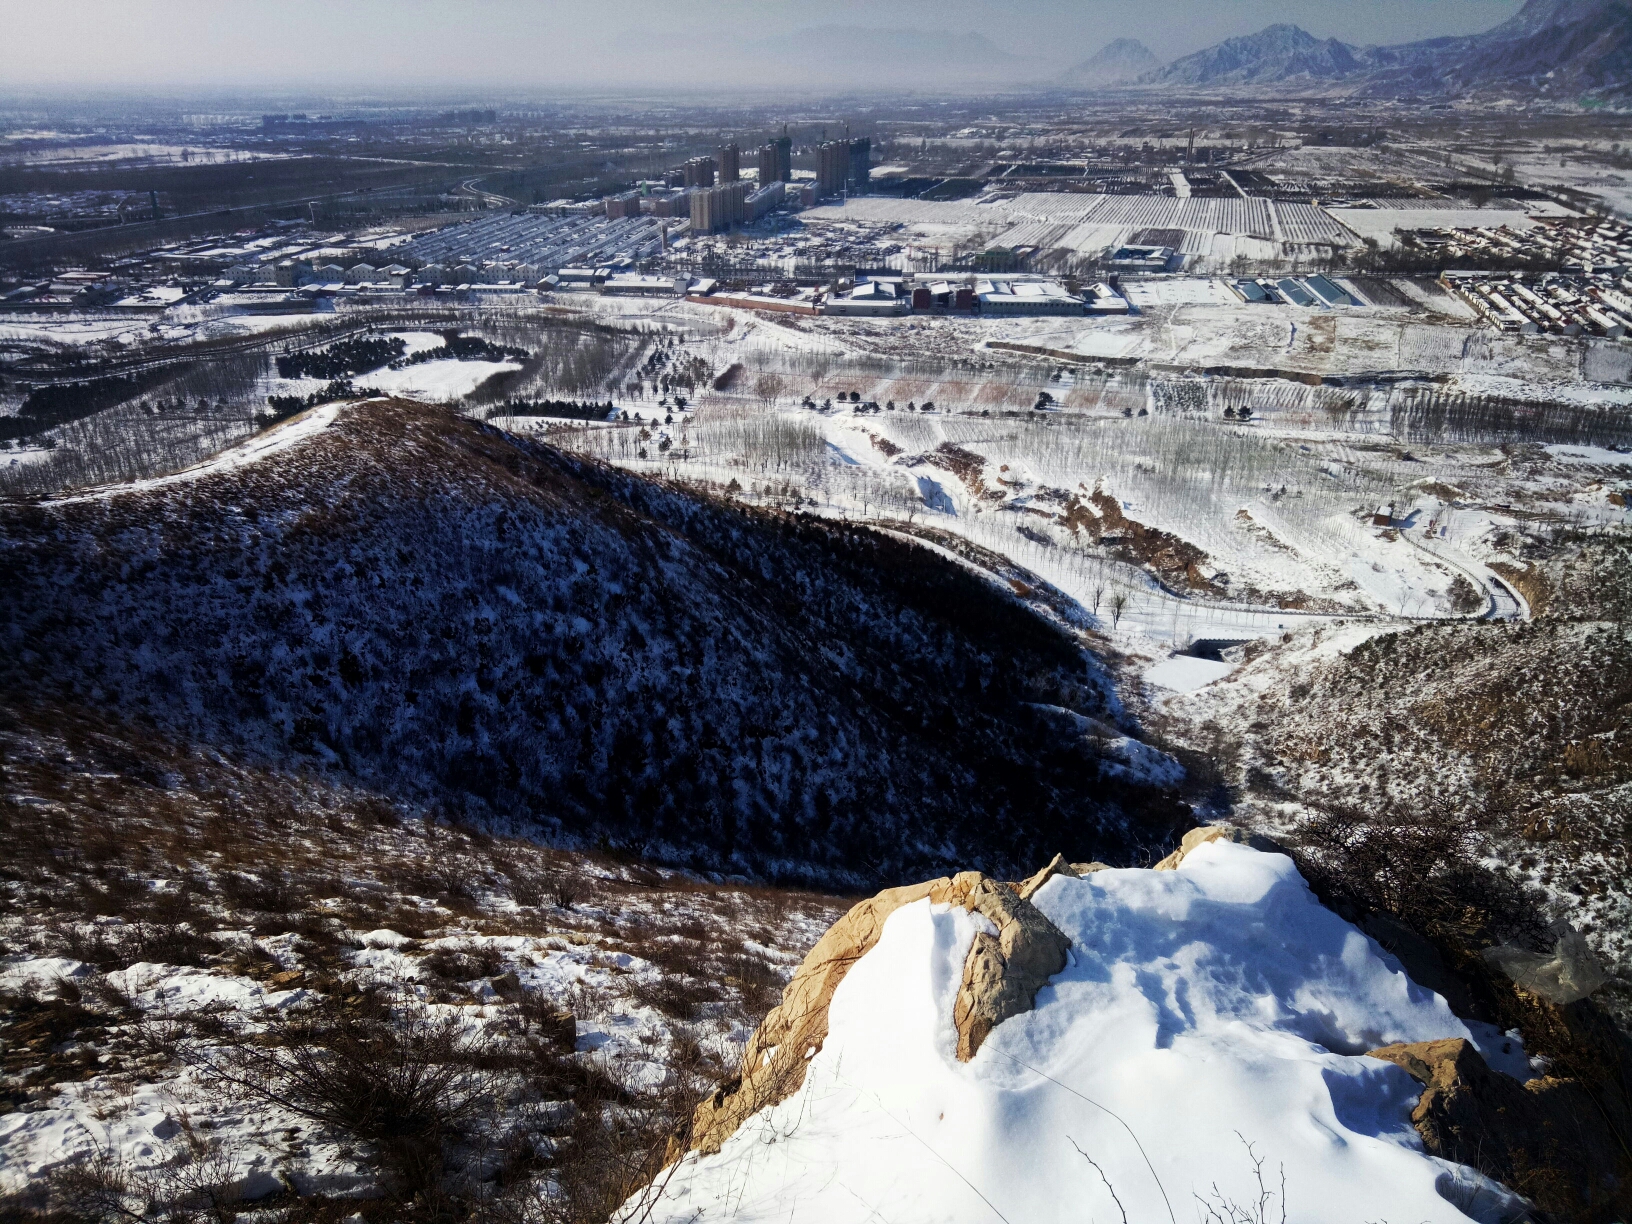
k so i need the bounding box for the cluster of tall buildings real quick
[690,179,784,234]
[609,126,870,235]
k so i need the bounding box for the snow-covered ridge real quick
[631,839,1530,1223]
[40,400,348,506]
[1,399,1181,885]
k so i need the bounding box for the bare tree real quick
[1109,591,1129,630]
[754,372,787,410]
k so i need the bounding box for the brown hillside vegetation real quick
[0,701,846,1222]
[0,398,1185,887]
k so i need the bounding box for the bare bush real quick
[8,1134,243,1224]
[181,1005,499,1196]
[1288,801,1548,951]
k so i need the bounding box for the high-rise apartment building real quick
[719,142,740,183]
[848,137,871,192]
[689,180,751,233]
[815,141,848,199]
[682,157,716,189]
[757,136,792,184]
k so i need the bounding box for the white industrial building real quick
[823,279,908,317]
[974,278,1084,315]
[1085,282,1130,313]
[601,273,685,296]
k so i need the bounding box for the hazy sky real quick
[6,0,1530,90]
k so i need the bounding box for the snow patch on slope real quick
[359,358,520,402]
[45,402,346,505]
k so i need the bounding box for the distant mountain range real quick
[612,3,1626,96]
[1060,38,1160,87]
[1142,0,1632,96]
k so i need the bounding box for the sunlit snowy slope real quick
[631,841,1527,1224]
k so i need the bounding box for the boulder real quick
[952,873,1073,1062]
[684,869,1070,1157]
[1013,853,1114,900]
[1368,1037,1619,1214]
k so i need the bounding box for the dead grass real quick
[0,698,844,1224]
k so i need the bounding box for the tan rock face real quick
[1368,1037,1620,1213]
[950,872,1073,1063]
[685,869,1071,1158]
[1152,824,1280,871]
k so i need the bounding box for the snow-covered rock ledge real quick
[626,831,1537,1223]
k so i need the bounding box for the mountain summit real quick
[1144,1,1632,95]
[1154,23,1362,86]
[1060,37,1160,87]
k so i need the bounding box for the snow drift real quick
[631,837,1530,1223]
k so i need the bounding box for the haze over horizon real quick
[4,0,1534,93]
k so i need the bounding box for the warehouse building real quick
[974,278,1085,315]
[1108,245,1174,271]
[601,273,685,296]
[1085,282,1130,313]
[823,278,907,316]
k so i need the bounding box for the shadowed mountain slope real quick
[0,400,1183,886]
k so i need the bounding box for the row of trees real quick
[275,335,406,380]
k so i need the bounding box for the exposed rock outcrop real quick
[1368,1038,1621,1211]
[1014,852,1108,901]
[1152,824,1280,871]
[685,869,1070,1157]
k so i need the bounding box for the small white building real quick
[1085,282,1130,314]
[823,279,908,317]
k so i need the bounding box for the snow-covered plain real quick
[357,358,521,401]
[632,842,1525,1224]
[1145,653,1236,692]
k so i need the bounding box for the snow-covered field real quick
[539,297,1632,656]
[1329,208,1542,248]
[355,358,521,402]
[634,841,1529,1223]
